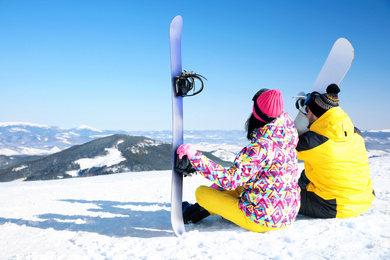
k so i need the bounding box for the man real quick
[297,84,374,218]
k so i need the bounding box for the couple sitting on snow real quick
[177,86,375,232]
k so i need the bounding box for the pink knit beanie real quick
[252,89,284,123]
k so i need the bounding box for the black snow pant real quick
[298,170,337,218]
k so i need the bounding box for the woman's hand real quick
[177,144,197,160]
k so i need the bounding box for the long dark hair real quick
[245,113,266,140]
[245,88,269,140]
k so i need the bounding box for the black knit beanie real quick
[308,84,340,118]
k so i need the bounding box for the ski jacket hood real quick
[310,106,355,142]
[190,112,300,228]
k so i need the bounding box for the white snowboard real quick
[294,38,354,135]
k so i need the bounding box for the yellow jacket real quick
[297,107,374,218]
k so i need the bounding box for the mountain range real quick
[0,122,388,182]
[0,122,247,157]
[0,123,233,182]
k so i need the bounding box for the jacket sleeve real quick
[189,143,269,190]
[296,131,328,161]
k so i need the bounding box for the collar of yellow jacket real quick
[310,106,355,141]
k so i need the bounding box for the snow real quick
[12,165,27,172]
[49,146,62,154]
[367,149,390,158]
[0,156,389,259]
[129,139,163,154]
[0,146,61,157]
[7,127,30,133]
[55,136,73,144]
[0,122,50,128]
[66,170,79,177]
[76,146,126,171]
[0,148,20,156]
[19,146,62,156]
[367,129,390,133]
[61,131,81,138]
[192,142,242,161]
[76,125,103,132]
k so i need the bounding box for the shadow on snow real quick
[0,199,174,238]
[0,200,329,237]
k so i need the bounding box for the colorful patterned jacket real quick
[189,112,300,228]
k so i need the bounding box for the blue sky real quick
[0,0,389,131]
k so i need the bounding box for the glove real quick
[177,144,197,160]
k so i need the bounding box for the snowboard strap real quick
[295,96,307,110]
[295,92,315,115]
[174,153,196,177]
[174,71,206,97]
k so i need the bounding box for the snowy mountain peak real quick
[366,129,390,133]
[76,125,102,132]
[0,122,50,128]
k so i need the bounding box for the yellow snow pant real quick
[195,185,284,232]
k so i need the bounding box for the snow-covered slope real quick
[0,135,174,182]
[0,156,389,259]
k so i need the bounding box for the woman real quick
[177,89,300,232]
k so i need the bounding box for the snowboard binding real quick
[175,153,196,177]
[294,92,309,115]
[174,71,206,97]
[294,91,321,115]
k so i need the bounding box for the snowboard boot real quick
[182,201,211,224]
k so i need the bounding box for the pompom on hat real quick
[252,89,284,123]
[308,84,340,118]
